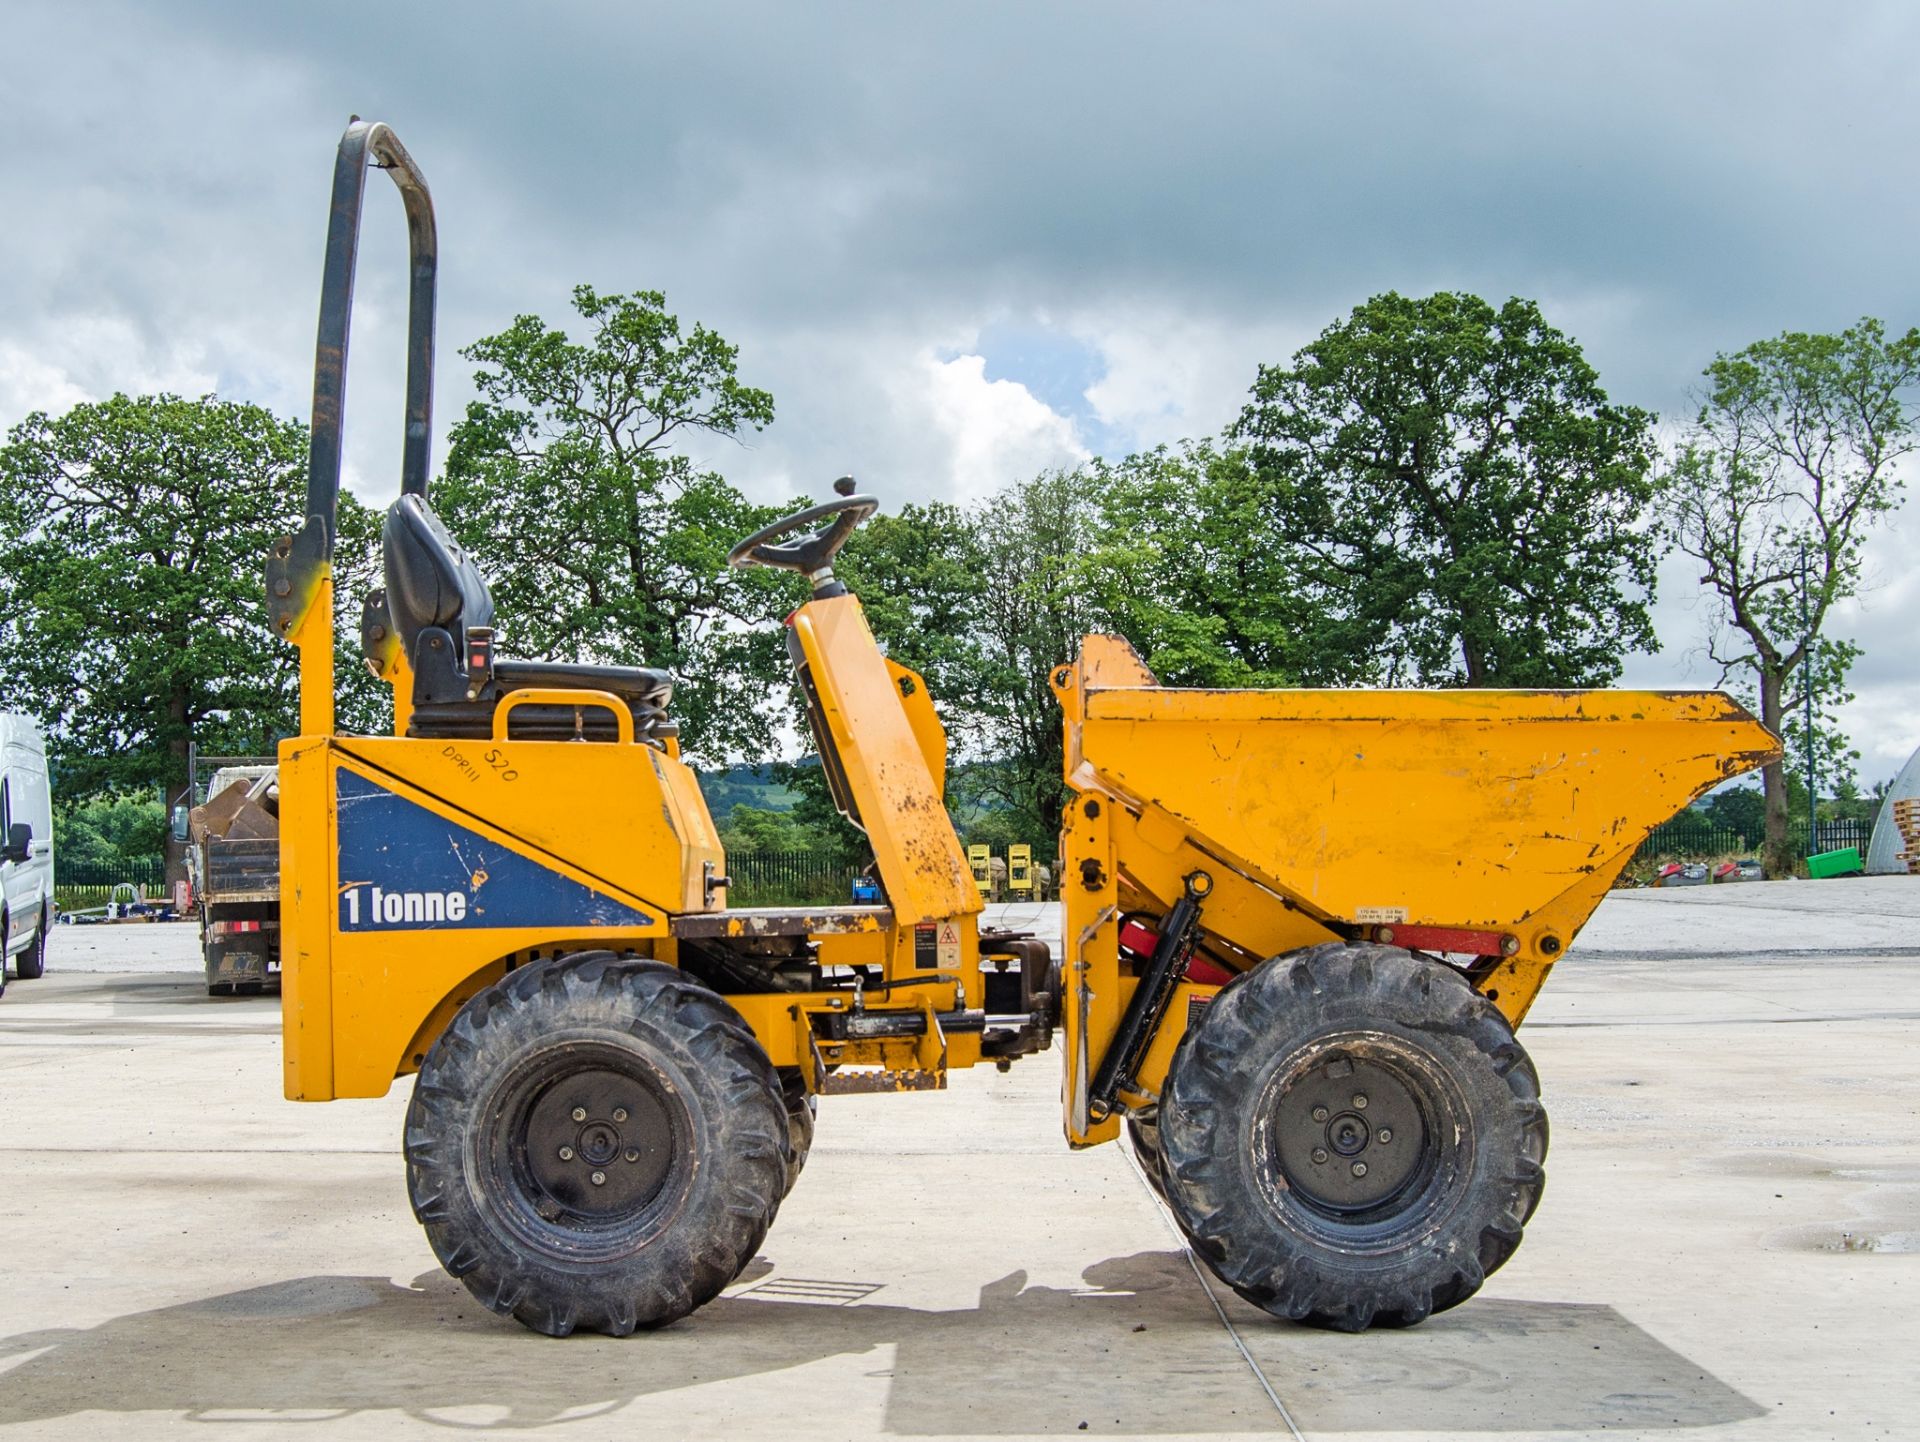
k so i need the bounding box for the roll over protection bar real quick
[269,118,437,643]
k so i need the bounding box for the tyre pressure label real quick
[1355,905,1408,924]
[333,769,652,933]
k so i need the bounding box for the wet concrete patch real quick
[1774,1186,1920,1255]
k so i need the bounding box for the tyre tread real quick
[1160,942,1549,1332]
[404,951,786,1336]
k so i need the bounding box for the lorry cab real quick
[0,713,55,986]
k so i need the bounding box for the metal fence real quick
[725,849,860,906]
[1635,817,1875,862]
[54,858,170,912]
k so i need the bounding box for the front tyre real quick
[777,1068,817,1198]
[405,952,787,1336]
[1159,943,1547,1332]
[14,906,47,980]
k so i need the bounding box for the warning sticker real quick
[937,918,962,969]
[914,923,939,970]
[1355,906,1408,924]
[1186,993,1213,1030]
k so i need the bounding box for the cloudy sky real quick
[4,1,1918,777]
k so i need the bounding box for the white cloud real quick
[1074,310,1309,454]
[909,351,1088,503]
[0,342,89,421]
[0,317,221,423]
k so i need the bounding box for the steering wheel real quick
[728,476,878,583]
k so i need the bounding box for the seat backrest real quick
[382,494,495,654]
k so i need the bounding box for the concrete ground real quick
[0,882,1915,1441]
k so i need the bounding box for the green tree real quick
[1703,785,1767,846]
[1078,441,1372,687]
[51,793,168,869]
[970,469,1099,839]
[1232,292,1661,686]
[717,803,815,853]
[0,394,305,800]
[0,393,384,876]
[837,500,995,751]
[436,285,789,765]
[1658,317,1920,875]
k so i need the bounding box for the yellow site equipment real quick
[1008,843,1034,896]
[966,843,992,899]
[269,122,1778,1339]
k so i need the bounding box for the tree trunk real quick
[1459,626,1488,686]
[1757,670,1794,879]
[165,689,192,889]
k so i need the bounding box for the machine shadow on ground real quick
[0,1251,1761,1434]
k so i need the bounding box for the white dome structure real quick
[1866,742,1920,875]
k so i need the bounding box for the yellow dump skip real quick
[1057,636,1779,1033]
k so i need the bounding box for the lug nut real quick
[613,1107,628,1123]
[1378,1128,1392,1143]
[590,1171,607,1186]
[1311,1105,1329,1122]
[1351,1162,1368,1178]
[558,1146,575,1161]
[1311,1147,1329,1164]
[571,1107,588,1123]
[1352,1094,1368,1110]
[624,1148,640,1163]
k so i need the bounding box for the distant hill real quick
[696,763,802,816]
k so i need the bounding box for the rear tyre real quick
[1126,1110,1169,1203]
[1159,942,1547,1332]
[778,1069,816,1198]
[14,908,46,980]
[405,951,788,1336]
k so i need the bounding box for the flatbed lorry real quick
[184,758,281,995]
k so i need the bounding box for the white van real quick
[1,713,55,985]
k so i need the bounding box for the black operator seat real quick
[368,493,677,744]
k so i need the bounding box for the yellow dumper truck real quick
[270,122,1778,1337]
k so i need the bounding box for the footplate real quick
[818,1068,946,1094]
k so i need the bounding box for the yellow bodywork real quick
[1052,636,1778,1144]
[278,583,983,1102]
[279,522,1774,1145]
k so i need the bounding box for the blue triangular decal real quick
[334,768,652,932]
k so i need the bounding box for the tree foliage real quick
[0,395,306,798]
[1233,292,1661,686]
[968,469,1100,839]
[1659,317,1920,873]
[436,285,791,764]
[716,803,814,853]
[51,792,167,869]
[1078,441,1363,686]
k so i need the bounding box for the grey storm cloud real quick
[4,0,1919,770]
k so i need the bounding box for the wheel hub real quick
[521,1067,675,1219]
[1272,1053,1430,1214]
[1326,1110,1370,1156]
